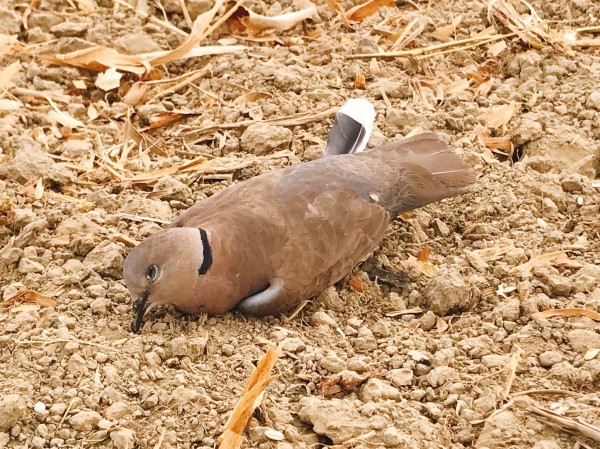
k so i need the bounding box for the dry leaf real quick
[515,251,583,272]
[417,246,431,262]
[478,134,514,153]
[87,103,100,120]
[263,429,285,441]
[346,0,395,22]
[0,34,20,56]
[46,97,84,128]
[466,71,489,85]
[584,348,600,361]
[488,39,507,56]
[434,15,462,39]
[121,81,147,106]
[0,61,21,91]
[483,102,518,128]
[385,307,423,317]
[324,0,351,28]
[399,255,438,277]
[348,277,367,292]
[71,79,88,92]
[355,73,366,89]
[531,308,600,322]
[34,178,44,200]
[148,111,197,129]
[150,0,225,66]
[0,99,22,111]
[3,289,57,308]
[232,91,271,106]
[75,0,97,12]
[369,58,380,76]
[445,78,470,95]
[95,67,123,91]
[51,46,146,74]
[236,2,318,33]
[321,370,378,395]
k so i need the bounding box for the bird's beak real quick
[131,291,149,333]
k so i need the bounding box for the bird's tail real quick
[365,133,476,215]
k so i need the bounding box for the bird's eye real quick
[145,265,159,281]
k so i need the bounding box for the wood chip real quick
[217,343,282,449]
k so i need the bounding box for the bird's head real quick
[123,226,215,333]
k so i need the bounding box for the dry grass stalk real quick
[503,346,522,397]
[323,0,352,28]
[118,213,171,225]
[113,0,188,37]
[11,87,70,104]
[390,16,429,51]
[486,0,571,53]
[147,63,212,103]
[472,244,513,262]
[218,343,282,449]
[186,106,337,136]
[349,32,511,59]
[525,402,600,443]
[532,308,600,322]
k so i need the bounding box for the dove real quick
[124,101,476,333]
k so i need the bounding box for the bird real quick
[123,100,476,333]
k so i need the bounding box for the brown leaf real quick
[49,46,147,74]
[354,73,366,89]
[4,290,57,308]
[346,0,395,22]
[148,111,198,129]
[434,15,462,39]
[121,81,148,106]
[324,0,351,28]
[532,308,600,322]
[321,370,378,396]
[399,255,438,277]
[515,251,583,272]
[232,91,271,106]
[482,102,518,128]
[348,277,367,292]
[417,246,432,262]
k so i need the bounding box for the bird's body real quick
[124,133,476,332]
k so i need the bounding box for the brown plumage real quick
[123,133,476,332]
